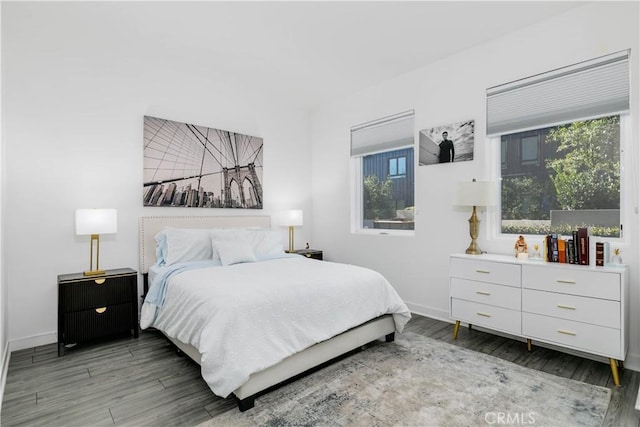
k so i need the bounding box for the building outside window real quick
[351,111,415,232]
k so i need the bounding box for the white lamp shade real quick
[455,181,496,207]
[279,210,303,227]
[75,209,118,235]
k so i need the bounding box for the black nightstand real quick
[58,268,138,356]
[289,249,323,260]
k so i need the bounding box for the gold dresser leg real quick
[453,320,460,339]
[527,339,532,352]
[610,359,621,386]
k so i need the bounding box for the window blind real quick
[351,110,414,157]
[487,50,630,136]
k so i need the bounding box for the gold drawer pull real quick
[94,278,106,285]
[556,279,576,284]
[557,304,576,310]
[557,329,576,336]
[476,312,491,318]
[476,291,491,296]
[475,269,490,274]
[95,307,107,314]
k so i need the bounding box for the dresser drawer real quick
[450,257,520,287]
[63,303,134,343]
[522,265,620,300]
[451,278,521,310]
[451,298,521,335]
[522,289,620,329]
[60,275,135,312]
[523,312,621,358]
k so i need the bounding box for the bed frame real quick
[139,215,396,411]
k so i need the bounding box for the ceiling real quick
[60,1,586,110]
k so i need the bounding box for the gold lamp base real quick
[83,234,106,276]
[465,206,482,255]
[288,225,296,252]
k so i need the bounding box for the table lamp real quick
[75,209,117,276]
[280,210,303,253]
[455,180,495,255]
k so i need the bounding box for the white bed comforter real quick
[141,256,411,398]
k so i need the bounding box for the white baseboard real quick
[624,351,640,372]
[404,301,451,323]
[9,331,56,353]
[0,343,10,415]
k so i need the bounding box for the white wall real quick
[310,3,640,368]
[2,3,313,350]
[0,0,8,405]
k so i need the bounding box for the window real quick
[520,135,539,165]
[488,50,629,238]
[500,116,621,237]
[389,156,407,178]
[351,111,415,232]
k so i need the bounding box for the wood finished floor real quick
[2,315,639,426]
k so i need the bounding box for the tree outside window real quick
[501,115,620,237]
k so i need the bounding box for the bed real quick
[139,215,411,411]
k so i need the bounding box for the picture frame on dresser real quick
[449,253,628,385]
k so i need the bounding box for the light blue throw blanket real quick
[144,253,298,309]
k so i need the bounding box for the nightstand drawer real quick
[450,257,520,287]
[451,298,521,335]
[63,303,134,343]
[522,265,619,300]
[451,278,521,310]
[522,312,621,358]
[522,289,620,328]
[60,275,135,312]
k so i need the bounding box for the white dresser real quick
[449,253,628,385]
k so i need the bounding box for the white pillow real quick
[210,229,249,261]
[164,228,213,266]
[215,240,256,266]
[245,229,284,257]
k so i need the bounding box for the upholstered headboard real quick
[139,215,271,274]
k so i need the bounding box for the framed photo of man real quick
[418,120,474,166]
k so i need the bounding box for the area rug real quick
[200,332,611,426]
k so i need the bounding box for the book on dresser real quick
[577,227,589,265]
[595,242,604,266]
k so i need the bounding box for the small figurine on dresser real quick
[514,235,528,259]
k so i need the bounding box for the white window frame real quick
[350,110,416,236]
[350,148,415,236]
[486,50,631,248]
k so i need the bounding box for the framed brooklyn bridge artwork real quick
[143,116,263,209]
